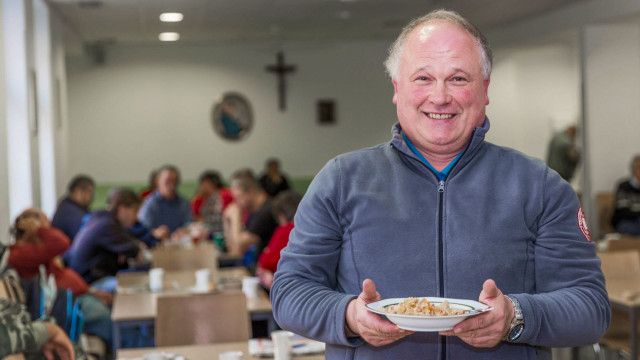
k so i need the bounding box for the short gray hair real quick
[384,9,493,80]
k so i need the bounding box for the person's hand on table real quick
[345,279,413,346]
[152,225,170,240]
[90,288,114,306]
[42,322,75,360]
[170,227,189,241]
[440,279,513,348]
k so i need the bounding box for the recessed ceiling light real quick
[159,12,183,22]
[159,32,180,41]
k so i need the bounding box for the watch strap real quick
[504,295,524,342]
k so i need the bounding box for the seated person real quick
[1,237,78,360]
[612,154,640,235]
[191,170,233,235]
[67,188,143,285]
[225,169,278,260]
[256,190,301,289]
[8,208,113,347]
[51,175,95,241]
[138,165,191,238]
[259,158,291,197]
[0,298,76,360]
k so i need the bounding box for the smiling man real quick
[271,9,610,360]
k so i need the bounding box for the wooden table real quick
[112,268,272,352]
[117,342,324,360]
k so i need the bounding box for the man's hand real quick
[440,279,514,348]
[345,279,413,347]
[42,322,75,360]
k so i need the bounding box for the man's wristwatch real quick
[504,295,524,342]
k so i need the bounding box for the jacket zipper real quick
[437,179,446,360]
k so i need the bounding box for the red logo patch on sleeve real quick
[578,207,592,242]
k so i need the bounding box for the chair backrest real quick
[599,250,640,278]
[599,250,640,303]
[598,250,640,343]
[596,192,615,237]
[155,291,250,346]
[152,243,218,272]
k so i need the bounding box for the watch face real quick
[508,324,524,342]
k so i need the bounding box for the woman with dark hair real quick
[66,188,143,285]
[191,170,233,235]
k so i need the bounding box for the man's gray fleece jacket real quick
[271,120,610,360]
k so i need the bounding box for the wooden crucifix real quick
[266,51,296,111]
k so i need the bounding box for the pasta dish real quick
[385,297,467,316]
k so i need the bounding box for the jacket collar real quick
[390,117,490,178]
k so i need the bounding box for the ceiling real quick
[48,0,588,46]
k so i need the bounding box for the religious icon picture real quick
[211,92,254,141]
[317,99,336,125]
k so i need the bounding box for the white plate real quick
[366,297,492,332]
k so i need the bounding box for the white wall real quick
[51,10,70,199]
[584,22,640,195]
[66,41,396,182]
[3,0,35,218]
[0,1,9,237]
[66,37,583,184]
[487,39,580,162]
[33,0,57,215]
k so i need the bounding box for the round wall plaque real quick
[211,92,253,141]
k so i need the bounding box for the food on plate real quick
[385,297,468,316]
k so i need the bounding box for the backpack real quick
[19,270,85,342]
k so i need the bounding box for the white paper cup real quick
[218,351,243,360]
[242,276,260,299]
[149,268,164,292]
[271,331,291,360]
[179,235,193,247]
[195,268,211,291]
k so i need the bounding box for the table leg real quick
[631,306,638,360]
[112,321,121,355]
[570,346,580,360]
